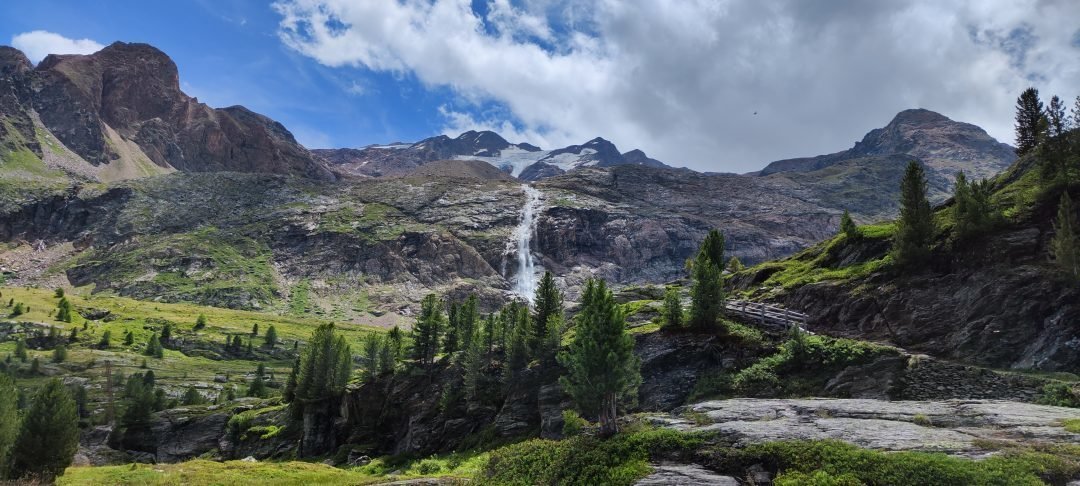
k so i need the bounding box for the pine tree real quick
[892,161,935,268]
[531,271,562,358]
[699,229,726,268]
[264,325,278,347]
[840,210,858,239]
[689,241,724,329]
[1072,95,1080,130]
[144,332,163,358]
[10,378,79,481]
[14,339,26,362]
[557,279,640,437]
[288,324,352,411]
[726,256,744,273]
[247,374,267,398]
[52,344,67,363]
[29,357,39,375]
[662,288,683,329]
[194,314,207,330]
[444,301,460,354]
[462,323,484,402]
[99,330,111,349]
[9,302,24,317]
[411,294,443,367]
[73,384,89,419]
[160,323,172,344]
[362,333,382,381]
[124,331,135,346]
[953,172,996,240]
[1048,95,1067,138]
[182,386,204,405]
[69,327,78,342]
[0,374,19,471]
[1015,87,1045,156]
[53,288,64,299]
[1051,192,1080,279]
[55,297,72,323]
[377,336,395,375]
[386,325,404,364]
[503,302,531,385]
[459,295,479,355]
[251,323,259,337]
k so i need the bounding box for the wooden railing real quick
[725,300,809,332]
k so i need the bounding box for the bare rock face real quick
[635,464,740,486]
[3,42,333,180]
[662,398,1080,455]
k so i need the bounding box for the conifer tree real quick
[252,323,259,337]
[29,357,39,375]
[10,379,79,481]
[378,336,395,375]
[892,161,935,268]
[503,302,530,384]
[689,235,725,330]
[194,314,207,330]
[288,324,352,412]
[386,325,404,364]
[14,339,26,362]
[99,330,111,349]
[662,288,683,329]
[699,229,726,269]
[73,384,89,419]
[182,386,204,405]
[231,335,244,351]
[953,172,995,240]
[1015,87,1045,156]
[531,271,562,358]
[9,302,23,317]
[1051,192,1080,279]
[840,210,858,240]
[1072,95,1080,130]
[69,327,78,342]
[160,322,172,344]
[411,294,443,367]
[462,322,485,402]
[362,333,382,381]
[52,344,67,363]
[53,288,64,299]
[55,297,72,323]
[459,295,479,354]
[124,331,135,346]
[1048,95,1067,138]
[247,375,267,398]
[482,314,496,355]
[558,279,640,436]
[444,301,460,354]
[264,325,278,347]
[726,256,744,273]
[144,332,163,358]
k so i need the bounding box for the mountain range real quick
[0,41,1019,313]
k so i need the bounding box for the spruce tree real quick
[726,256,744,273]
[247,375,267,398]
[69,327,78,342]
[52,344,67,363]
[662,288,683,329]
[892,161,935,268]
[503,302,530,384]
[557,279,640,436]
[386,325,403,364]
[1051,192,1080,279]
[182,386,204,405]
[362,333,381,381]
[699,229,726,268]
[55,297,72,323]
[459,295,479,354]
[444,301,460,354]
[99,330,111,349]
[54,288,64,299]
[9,303,24,317]
[124,331,135,346]
[160,323,172,344]
[840,210,858,239]
[531,272,563,358]
[194,314,207,330]
[265,325,278,347]
[689,245,724,329]
[144,332,163,358]
[10,378,79,481]
[289,324,352,412]
[1015,87,1045,156]
[462,327,484,402]
[1048,95,1067,138]
[953,172,995,240]
[411,294,443,367]
[252,323,259,337]
[14,339,26,362]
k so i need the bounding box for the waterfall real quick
[513,184,542,302]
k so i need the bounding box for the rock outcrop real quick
[659,398,1080,456]
[0,42,334,181]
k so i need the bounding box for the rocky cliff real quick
[0,42,334,182]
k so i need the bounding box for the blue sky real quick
[2,1,1078,172]
[0,0,462,149]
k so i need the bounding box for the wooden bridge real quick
[725,300,809,332]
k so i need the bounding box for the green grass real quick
[740,226,894,292]
[0,286,383,414]
[1064,419,1080,433]
[67,227,279,309]
[60,460,386,485]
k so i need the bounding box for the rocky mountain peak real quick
[0,46,32,75]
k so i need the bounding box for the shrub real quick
[913,414,933,427]
[1037,383,1080,408]
[416,459,442,475]
[776,470,862,486]
[562,409,588,438]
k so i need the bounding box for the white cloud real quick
[11,30,104,64]
[272,0,1080,172]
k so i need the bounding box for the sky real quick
[1,0,1078,172]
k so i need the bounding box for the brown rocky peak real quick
[0,46,32,75]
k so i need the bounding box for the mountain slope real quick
[0,42,334,182]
